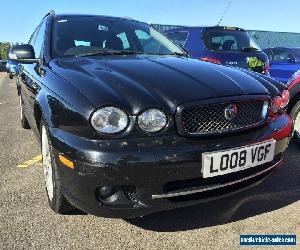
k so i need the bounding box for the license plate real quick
[202,140,276,178]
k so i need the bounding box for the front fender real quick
[35,89,54,128]
[34,74,95,137]
[287,82,300,114]
[240,69,286,96]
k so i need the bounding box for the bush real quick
[0,42,11,60]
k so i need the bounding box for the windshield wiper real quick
[76,50,189,58]
[76,50,144,57]
[165,52,189,57]
[241,47,259,52]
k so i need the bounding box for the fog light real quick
[97,186,116,199]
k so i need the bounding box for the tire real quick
[9,73,13,79]
[290,100,300,144]
[19,96,31,129]
[41,120,74,214]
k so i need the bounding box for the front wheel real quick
[41,120,74,214]
[9,73,13,79]
[290,100,300,144]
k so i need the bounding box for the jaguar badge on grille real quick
[224,104,238,120]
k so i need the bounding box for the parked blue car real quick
[165,26,269,75]
[0,60,7,72]
[6,59,19,79]
[263,47,300,83]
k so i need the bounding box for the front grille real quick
[179,100,267,135]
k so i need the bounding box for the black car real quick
[10,12,292,218]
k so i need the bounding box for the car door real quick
[19,19,47,132]
[269,48,299,83]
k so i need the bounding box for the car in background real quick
[164,26,269,75]
[263,47,300,83]
[6,59,19,79]
[0,60,7,72]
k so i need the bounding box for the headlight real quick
[262,100,269,119]
[270,90,290,115]
[138,109,167,132]
[91,107,128,134]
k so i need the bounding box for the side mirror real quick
[9,44,40,64]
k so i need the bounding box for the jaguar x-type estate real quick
[10,12,292,218]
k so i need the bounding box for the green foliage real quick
[0,42,11,60]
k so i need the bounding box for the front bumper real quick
[49,114,292,218]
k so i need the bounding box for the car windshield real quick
[292,48,300,58]
[202,28,261,52]
[51,16,183,57]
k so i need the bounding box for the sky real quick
[1,0,300,43]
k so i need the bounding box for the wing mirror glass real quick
[9,44,40,64]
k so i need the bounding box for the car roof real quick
[264,47,300,50]
[165,26,246,33]
[53,14,147,25]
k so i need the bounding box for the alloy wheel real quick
[19,96,23,121]
[41,125,54,201]
[294,110,300,138]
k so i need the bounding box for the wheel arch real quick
[34,102,43,133]
[287,84,300,114]
[33,87,95,139]
[34,91,55,135]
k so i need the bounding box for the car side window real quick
[165,32,189,48]
[211,35,238,50]
[272,49,294,62]
[32,20,47,58]
[264,49,273,60]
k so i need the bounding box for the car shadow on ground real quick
[126,143,300,232]
[65,210,88,216]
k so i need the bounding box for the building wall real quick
[151,24,183,33]
[151,24,300,49]
[248,30,300,49]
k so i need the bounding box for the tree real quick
[0,42,11,60]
